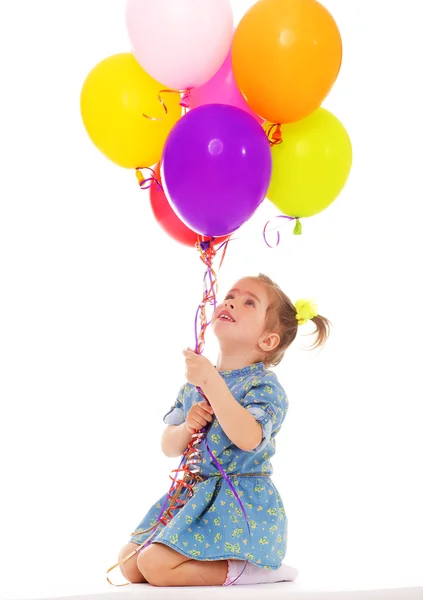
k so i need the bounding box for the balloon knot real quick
[135,169,144,184]
[267,123,283,147]
[293,218,302,235]
[180,90,191,109]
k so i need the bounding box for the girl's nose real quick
[225,301,235,310]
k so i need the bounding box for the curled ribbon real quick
[143,89,190,121]
[194,237,229,355]
[263,215,302,248]
[135,167,162,191]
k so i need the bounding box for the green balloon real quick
[267,108,353,218]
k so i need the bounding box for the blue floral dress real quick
[129,362,289,570]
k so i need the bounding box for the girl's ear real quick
[259,332,280,353]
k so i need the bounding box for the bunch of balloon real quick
[232,0,353,222]
[80,0,352,243]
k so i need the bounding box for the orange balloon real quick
[232,0,342,124]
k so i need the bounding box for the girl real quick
[117,273,330,587]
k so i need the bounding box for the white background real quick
[1,1,422,598]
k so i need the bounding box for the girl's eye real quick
[246,299,255,307]
[225,294,234,300]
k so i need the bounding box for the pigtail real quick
[305,314,332,351]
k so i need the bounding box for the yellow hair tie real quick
[295,299,318,326]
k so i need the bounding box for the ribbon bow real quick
[295,299,318,325]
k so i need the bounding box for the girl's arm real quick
[202,375,262,452]
[161,423,193,457]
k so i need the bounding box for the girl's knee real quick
[136,545,164,586]
[118,543,147,583]
[136,543,189,586]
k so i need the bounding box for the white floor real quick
[3,581,423,600]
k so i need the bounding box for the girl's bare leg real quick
[137,542,229,586]
[162,557,228,586]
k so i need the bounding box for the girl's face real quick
[211,278,272,357]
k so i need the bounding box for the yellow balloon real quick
[80,53,182,169]
[266,108,352,218]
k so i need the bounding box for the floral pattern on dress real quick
[129,362,289,570]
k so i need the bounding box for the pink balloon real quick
[126,0,233,91]
[190,46,264,124]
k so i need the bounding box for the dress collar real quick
[217,362,266,379]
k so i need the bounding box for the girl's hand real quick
[185,401,214,434]
[183,348,216,388]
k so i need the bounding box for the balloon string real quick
[194,237,219,355]
[191,237,251,585]
[266,123,283,147]
[143,89,189,120]
[106,237,255,587]
[107,442,207,585]
[193,236,230,354]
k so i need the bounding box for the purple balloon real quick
[161,104,272,237]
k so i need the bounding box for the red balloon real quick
[148,164,230,247]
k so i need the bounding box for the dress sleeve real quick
[162,383,187,426]
[242,372,288,453]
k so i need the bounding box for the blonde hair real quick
[250,273,332,367]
